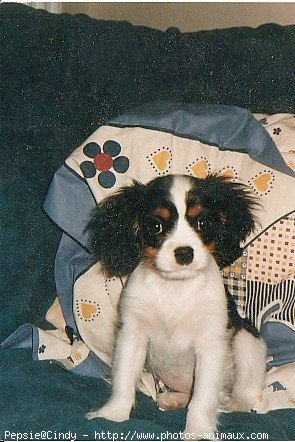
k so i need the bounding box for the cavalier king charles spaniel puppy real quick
[86,174,266,439]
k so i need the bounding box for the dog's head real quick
[88,174,258,278]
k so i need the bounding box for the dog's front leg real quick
[86,325,148,422]
[184,338,227,439]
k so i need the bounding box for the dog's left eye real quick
[196,220,205,231]
[153,221,163,235]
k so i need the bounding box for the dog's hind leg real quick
[231,329,267,411]
[156,392,190,411]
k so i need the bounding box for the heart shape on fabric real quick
[191,159,209,179]
[147,148,172,175]
[151,151,170,171]
[248,170,275,196]
[75,299,101,322]
[81,303,98,320]
[217,167,236,179]
[253,172,272,192]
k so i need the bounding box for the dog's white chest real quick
[146,324,196,392]
[122,264,226,392]
[125,266,210,336]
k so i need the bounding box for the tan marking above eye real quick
[187,204,204,218]
[154,207,170,219]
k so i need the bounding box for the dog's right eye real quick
[147,219,163,235]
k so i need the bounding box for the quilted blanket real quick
[2,102,294,414]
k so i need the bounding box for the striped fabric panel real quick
[246,279,295,329]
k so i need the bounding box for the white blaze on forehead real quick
[155,175,211,276]
[170,175,192,218]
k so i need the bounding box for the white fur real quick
[86,175,266,439]
[231,329,267,411]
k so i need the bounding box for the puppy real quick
[86,174,266,438]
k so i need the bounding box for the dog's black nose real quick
[174,246,194,265]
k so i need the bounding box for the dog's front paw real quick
[85,400,131,422]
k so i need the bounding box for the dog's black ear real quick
[204,176,259,269]
[87,181,146,276]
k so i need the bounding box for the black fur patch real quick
[186,174,259,268]
[87,176,177,276]
[226,287,260,338]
